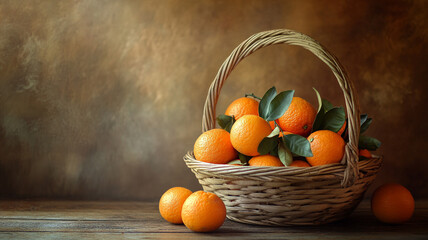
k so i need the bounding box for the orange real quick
[269,120,276,130]
[276,97,317,136]
[181,191,226,232]
[159,187,193,224]
[230,115,272,156]
[337,121,347,135]
[289,160,310,167]
[359,149,372,159]
[306,130,345,166]
[194,129,237,164]
[225,97,259,120]
[371,183,414,224]
[248,155,284,167]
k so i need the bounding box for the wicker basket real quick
[183,29,382,226]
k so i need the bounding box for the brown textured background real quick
[0,0,427,200]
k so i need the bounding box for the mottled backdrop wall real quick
[0,0,427,200]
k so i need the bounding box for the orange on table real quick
[371,183,414,224]
[249,155,284,167]
[276,97,317,136]
[194,129,237,164]
[359,149,372,158]
[230,115,272,156]
[159,187,193,224]
[181,191,226,232]
[289,160,310,167]
[225,97,259,120]
[306,130,345,166]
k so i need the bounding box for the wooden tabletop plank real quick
[0,200,427,239]
[0,201,157,221]
[0,232,427,240]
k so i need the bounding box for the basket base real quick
[225,198,361,226]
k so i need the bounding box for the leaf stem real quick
[274,121,285,137]
[245,93,262,100]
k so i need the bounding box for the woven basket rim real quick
[184,151,382,180]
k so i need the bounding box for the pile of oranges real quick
[159,187,226,232]
[194,87,377,168]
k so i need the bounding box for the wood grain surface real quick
[0,200,427,239]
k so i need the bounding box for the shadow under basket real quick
[184,29,383,226]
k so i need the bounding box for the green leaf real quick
[238,152,251,165]
[269,144,279,157]
[313,88,333,114]
[312,107,325,132]
[312,89,326,132]
[257,137,278,155]
[322,99,334,113]
[360,114,368,126]
[259,87,277,119]
[283,134,313,157]
[321,107,346,132]
[312,88,346,133]
[264,90,295,121]
[217,114,232,128]
[359,135,381,151]
[313,87,323,113]
[360,118,372,134]
[228,159,242,165]
[278,142,293,166]
[267,126,281,138]
[226,118,236,132]
[217,114,235,132]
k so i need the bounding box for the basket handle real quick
[202,29,360,187]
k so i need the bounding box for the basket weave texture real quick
[183,29,382,226]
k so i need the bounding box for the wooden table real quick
[0,200,427,239]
